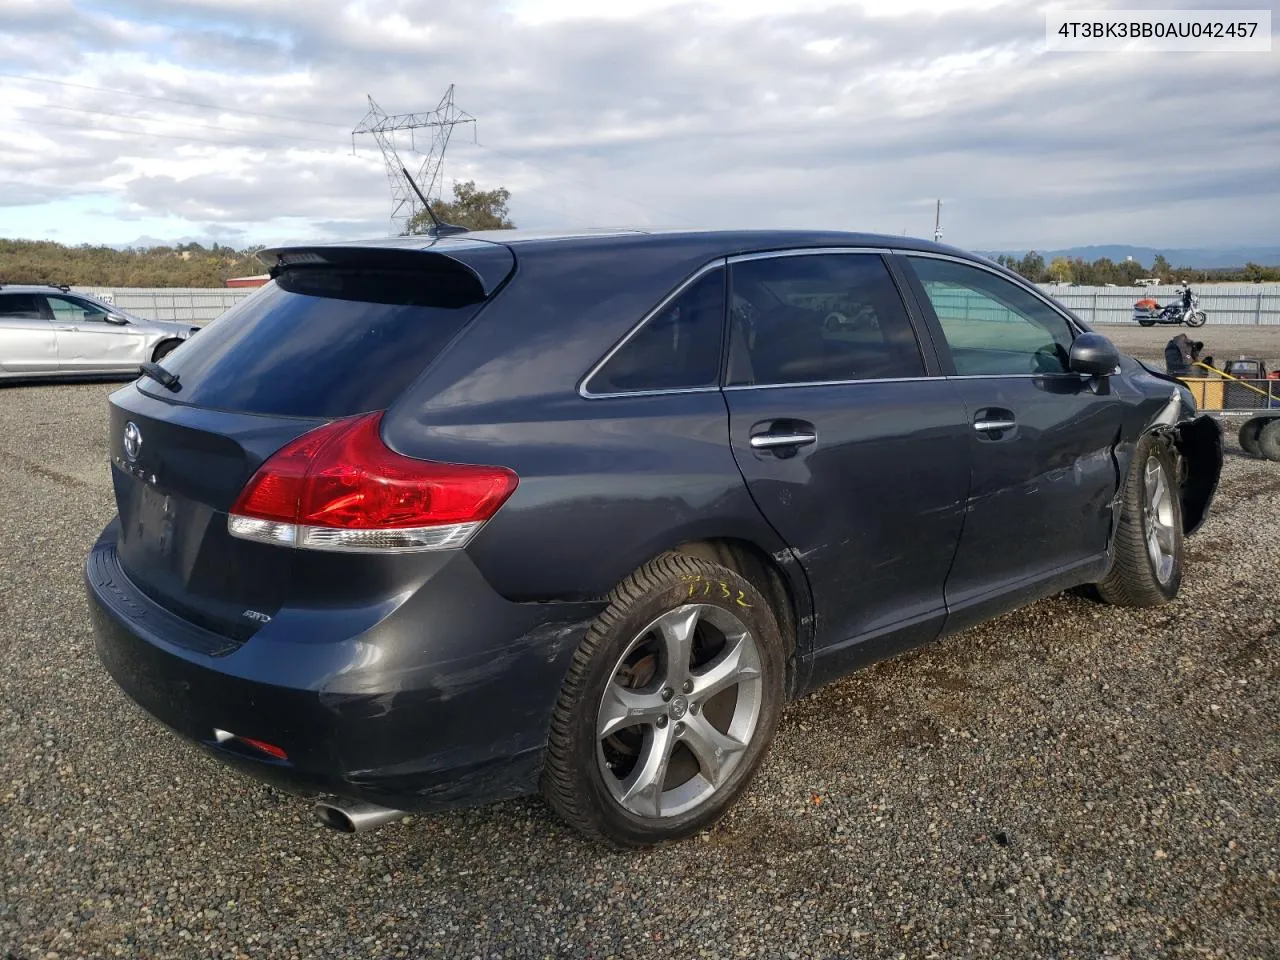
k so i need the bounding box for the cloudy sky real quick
[0,0,1275,251]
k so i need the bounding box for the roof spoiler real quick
[256,244,512,298]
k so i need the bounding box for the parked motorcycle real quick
[1134,293,1206,327]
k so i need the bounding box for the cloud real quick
[0,0,1275,248]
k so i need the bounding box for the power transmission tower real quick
[352,85,476,234]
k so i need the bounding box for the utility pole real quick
[933,199,943,243]
[352,85,476,235]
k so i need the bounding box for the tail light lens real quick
[227,411,518,553]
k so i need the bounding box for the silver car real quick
[0,284,199,380]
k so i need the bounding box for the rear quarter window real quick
[140,267,489,417]
[584,266,726,395]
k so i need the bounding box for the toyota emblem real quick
[123,421,142,462]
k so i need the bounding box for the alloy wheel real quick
[596,604,763,819]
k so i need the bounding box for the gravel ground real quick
[1,382,1277,960]
[1096,324,1280,370]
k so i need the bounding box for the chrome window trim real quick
[900,250,1088,337]
[578,258,727,400]
[726,246,894,264]
[583,385,723,399]
[722,372,1085,392]
[723,376,927,391]
[947,372,1085,380]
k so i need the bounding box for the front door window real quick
[908,257,1075,376]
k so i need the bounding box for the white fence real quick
[1036,283,1280,326]
[73,281,1280,327]
[72,286,256,323]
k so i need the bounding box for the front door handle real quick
[972,407,1017,439]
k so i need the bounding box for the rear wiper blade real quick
[140,361,180,391]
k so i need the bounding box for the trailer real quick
[1179,358,1280,461]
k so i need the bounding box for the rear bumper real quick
[85,519,602,812]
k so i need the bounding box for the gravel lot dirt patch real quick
[1,383,1277,959]
[1097,324,1280,370]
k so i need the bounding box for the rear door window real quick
[727,253,925,385]
[0,294,45,319]
[585,266,726,395]
[139,266,492,418]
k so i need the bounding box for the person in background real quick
[1164,334,1203,375]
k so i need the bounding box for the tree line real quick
[0,239,267,288]
[992,251,1280,285]
[0,180,517,288]
[10,180,1279,289]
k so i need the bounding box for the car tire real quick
[152,340,182,362]
[1096,432,1184,607]
[1257,419,1280,462]
[1239,418,1267,458]
[542,552,786,848]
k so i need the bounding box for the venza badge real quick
[122,421,142,462]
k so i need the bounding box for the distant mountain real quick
[977,245,1280,269]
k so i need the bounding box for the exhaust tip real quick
[314,799,407,834]
[315,803,357,833]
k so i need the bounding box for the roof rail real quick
[0,282,71,292]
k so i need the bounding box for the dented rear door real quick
[722,250,970,680]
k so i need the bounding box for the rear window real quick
[141,267,489,417]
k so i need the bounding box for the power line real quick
[9,115,335,149]
[463,139,694,225]
[8,114,601,229]
[18,103,340,147]
[0,72,349,129]
[3,71,699,225]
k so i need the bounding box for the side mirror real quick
[1069,332,1120,377]
[103,313,129,325]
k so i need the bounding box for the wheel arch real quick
[151,338,185,362]
[669,537,810,699]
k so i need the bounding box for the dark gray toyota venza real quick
[86,229,1222,847]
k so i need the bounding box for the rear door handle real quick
[750,432,817,449]
[749,419,817,456]
[973,420,1016,432]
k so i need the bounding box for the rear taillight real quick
[227,411,518,553]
